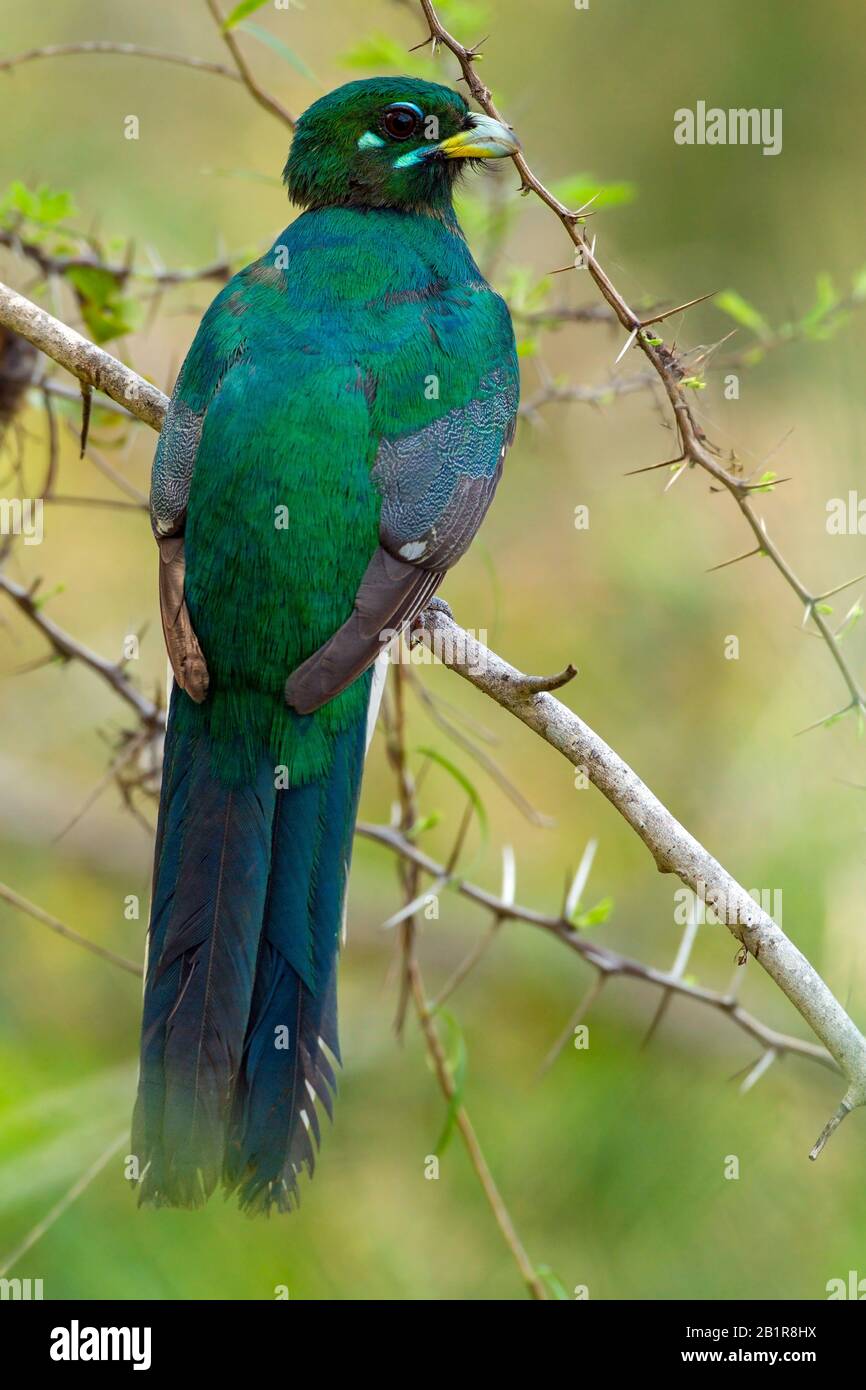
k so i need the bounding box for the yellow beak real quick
[438,113,521,160]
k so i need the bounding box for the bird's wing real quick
[150,294,248,701]
[285,365,518,715]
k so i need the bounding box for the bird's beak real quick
[437,113,521,160]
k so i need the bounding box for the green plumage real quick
[172,205,515,785]
[134,76,519,1212]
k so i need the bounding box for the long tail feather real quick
[132,689,277,1206]
[133,675,371,1213]
[224,694,369,1214]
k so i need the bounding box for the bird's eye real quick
[381,103,423,141]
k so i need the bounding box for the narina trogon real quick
[132,77,520,1213]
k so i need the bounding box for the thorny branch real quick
[415,0,866,728]
[412,603,866,1157]
[356,823,835,1075]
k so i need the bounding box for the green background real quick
[1,0,865,1300]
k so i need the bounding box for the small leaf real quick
[342,33,430,74]
[715,289,771,341]
[416,746,488,842]
[222,0,272,30]
[237,20,317,80]
[535,1265,571,1300]
[575,896,614,928]
[65,265,137,344]
[749,469,778,494]
[550,173,637,211]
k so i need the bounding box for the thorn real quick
[815,573,866,603]
[739,476,793,493]
[641,993,674,1051]
[536,976,606,1080]
[794,701,855,737]
[739,1047,778,1095]
[500,844,516,907]
[639,290,718,328]
[569,192,600,220]
[706,545,763,573]
[563,838,598,921]
[809,1097,854,1160]
[623,453,685,478]
[663,461,689,493]
[614,327,638,365]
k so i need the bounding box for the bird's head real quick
[284,77,520,213]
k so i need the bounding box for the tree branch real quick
[0,281,167,428]
[415,0,866,726]
[413,603,866,1154]
[356,822,835,1074]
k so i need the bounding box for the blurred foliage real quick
[1,0,866,1303]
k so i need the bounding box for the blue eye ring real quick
[381,102,424,141]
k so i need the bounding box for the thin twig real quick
[0,881,143,976]
[0,1131,127,1277]
[204,0,296,128]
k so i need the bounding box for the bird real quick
[131,76,520,1214]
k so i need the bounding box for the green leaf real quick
[65,265,137,344]
[0,180,77,229]
[549,173,637,212]
[437,0,491,30]
[575,896,614,928]
[237,20,316,80]
[798,271,841,339]
[749,469,778,494]
[342,33,429,74]
[431,1008,468,1156]
[535,1265,571,1300]
[415,746,488,842]
[222,0,272,30]
[715,289,771,341]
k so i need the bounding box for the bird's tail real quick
[131,683,368,1211]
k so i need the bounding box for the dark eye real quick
[382,103,423,141]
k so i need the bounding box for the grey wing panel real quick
[149,397,205,538]
[372,369,517,571]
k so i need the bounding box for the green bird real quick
[132,77,520,1213]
